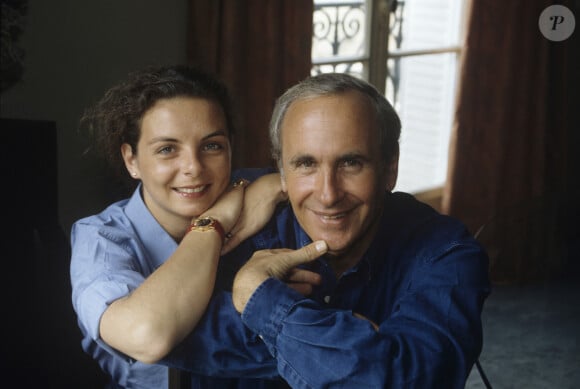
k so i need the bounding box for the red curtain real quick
[442,1,576,284]
[186,0,313,168]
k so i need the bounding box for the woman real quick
[70,65,284,388]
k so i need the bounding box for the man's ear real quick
[386,149,399,192]
[121,143,139,179]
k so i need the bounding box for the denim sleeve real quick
[241,243,490,389]
[160,291,278,378]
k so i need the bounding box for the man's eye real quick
[340,159,363,169]
[342,159,361,167]
[296,160,315,168]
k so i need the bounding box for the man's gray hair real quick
[269,73,401,168]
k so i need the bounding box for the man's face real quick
[280,90,395,259]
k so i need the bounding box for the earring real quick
[132,172,137,177]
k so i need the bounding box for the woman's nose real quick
[183,151,203,177]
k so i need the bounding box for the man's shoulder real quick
[389,192,439,215]
[232,167,277,182]
[379,192,486,271]
[384,192,473,245]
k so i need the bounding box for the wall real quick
[1,0,189,234]
[0,0,189,383]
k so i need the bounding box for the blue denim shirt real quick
[164,178,491,388]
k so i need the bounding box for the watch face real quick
[188,216,224,242]
[196,217,212,227]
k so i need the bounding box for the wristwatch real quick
[187,216,226,243]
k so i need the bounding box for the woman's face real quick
[122,96,231,236]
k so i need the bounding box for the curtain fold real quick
[442,1,574,284]
[187,0,313,168]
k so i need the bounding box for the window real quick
[312,0,469,194]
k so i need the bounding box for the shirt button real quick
[324,295,331,304]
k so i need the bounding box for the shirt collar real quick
[125,184,178,269]
[293,217,312,248]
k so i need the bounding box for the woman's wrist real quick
[186,216,226,243]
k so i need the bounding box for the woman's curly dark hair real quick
[81,65,236,190]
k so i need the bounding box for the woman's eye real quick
[158,146,175,155]
[203,142,224,152]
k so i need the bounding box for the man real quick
[165,73,491,388]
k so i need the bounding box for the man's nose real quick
[316,168,342,206]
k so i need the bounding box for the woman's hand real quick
[198,178,248,236]
[222,173,287,254]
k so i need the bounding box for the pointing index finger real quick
[286,240,328,267]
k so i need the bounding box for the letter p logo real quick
[539,5,576,41]
[550,15,565,31]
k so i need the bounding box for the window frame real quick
[312,0,470,197]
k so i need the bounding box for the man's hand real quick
[232,241,328,313]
